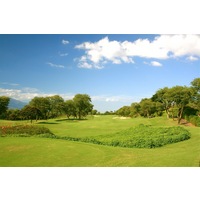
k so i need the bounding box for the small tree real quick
[152,87,172,118]
[130,102,140,117]
[139,98,156,118]
[64,100,77,119]
[190,78,200,114]
[48,95,65,118]
[29,97,51,119]
[73,94,93,119]
[20,105,42,123]
[0,96,10,119]
[116,106,131,117]
[168,86,192,124]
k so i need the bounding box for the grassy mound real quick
[81,124,191,148]
[0,124,53,137]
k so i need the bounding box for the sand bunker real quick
[112,116,130,119]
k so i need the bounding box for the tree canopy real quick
[116,77,200,125]
[0,96,10,118]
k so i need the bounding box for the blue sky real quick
[0,34,200,112]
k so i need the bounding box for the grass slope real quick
[0,116,200,166]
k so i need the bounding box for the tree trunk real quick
[177,107,184,124]
[172,109,175,121]
[78,112,81,120]
[165,109,170,118]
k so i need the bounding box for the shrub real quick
[189,116,200,127]
[0,125,54,137]
[79,125,191,149]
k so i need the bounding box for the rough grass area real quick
[80,125,191,148]
[0,125,53,137]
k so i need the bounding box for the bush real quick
[79,125,191,149]
[0,125,54,137]
[189,116,200,127]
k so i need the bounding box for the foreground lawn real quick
[0,116,200,166]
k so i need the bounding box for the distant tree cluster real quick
[0,94,94,122]
[0,96,10,119]
[64,94,93,119]
[116,78,200,125]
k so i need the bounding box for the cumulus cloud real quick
[75,36,135,69]
[186,55,198,61]
[62,40,69,45]
[144,61,163,67]
[151,61,162,67]
[0,87,75,102]
[91,95,137,103]
[77,56,104,69]
[47,62,65,68]
[75,35,200,69]
[0,88,39,101]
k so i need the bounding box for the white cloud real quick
[91,95,137,103]
[75,35,200,69]
[0,87,75,102]
[62,40,69,45]
[78,62,93,69]
[22,87,40,93]
[1,82,20,86]
[75,36,135,69]
[0,88,38,101]
[47,62,65,68]
[186,55,198,61]
[78,56,104,69]
[150,61,162,67]
[59,52,68,57]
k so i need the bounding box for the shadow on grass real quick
[55,118,88,122]
[37,122,59,125]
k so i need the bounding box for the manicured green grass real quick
[0,115,200,166]
[35,115,177,137]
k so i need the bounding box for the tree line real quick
[0,94,93,122]
[116,78,200,125]
[0,78,199,124]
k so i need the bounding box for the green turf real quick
[0,115,200,166]
[35,115,177,137]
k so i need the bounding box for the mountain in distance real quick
[8,98,27,109]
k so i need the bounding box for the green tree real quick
[6,109,21,120]
[91,109,98,115]
[73,94,93,119]
[0,96,10,118]
[29,97,51,119]
[116,106,131,117]
[20,105,42,123]
[152,87,172,118]
[139,98,156,118]
[168,86,192,124]
[130,102,140,117]
[48,95,65,118]
[190,78,200,113]
[191,78,200,93]
[64,100,77,119]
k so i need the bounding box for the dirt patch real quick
[180,119,195,127]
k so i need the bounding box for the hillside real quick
[8,98,27,109]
